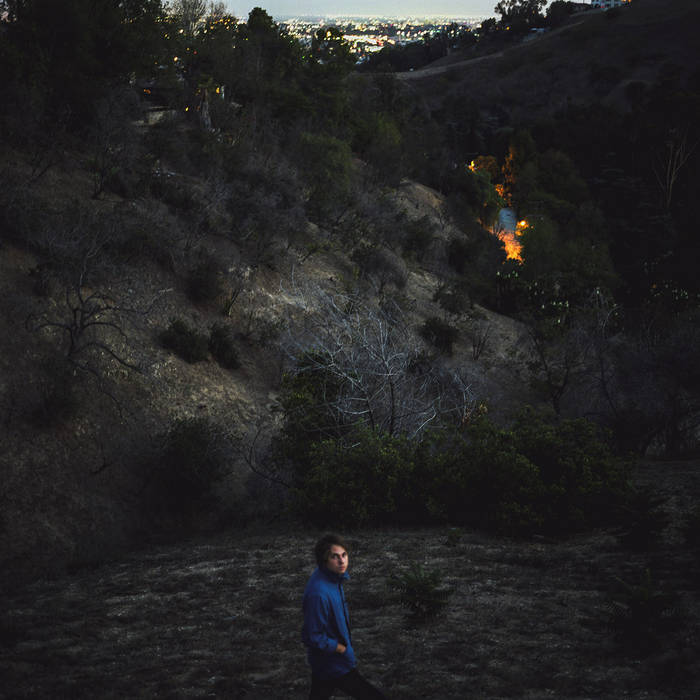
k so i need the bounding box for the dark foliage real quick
[160,319,209,363]
[187,256,224,304]
[681,506,700,550]
[28,356,80,427]
[606,569,678,654]
[285,399,630,535]
[208,322,239,370]
[392,564,451,620]
[420,316,459,355]
[615,488,671,551]
[144,416,230,523]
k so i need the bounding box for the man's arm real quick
[303,593,345,654]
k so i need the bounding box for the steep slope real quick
[0,145,529,582]
[402,0,700,124]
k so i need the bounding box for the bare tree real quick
[25,221,165,410]
[281,282,477,439]
[169,0,208,35]
[89,87,142,199]
[525,306,597,417]
[471,319,492,360]
[653,128,699,211]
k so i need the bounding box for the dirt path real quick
[2,462,699,698]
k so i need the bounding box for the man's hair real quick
[314,533,349,567]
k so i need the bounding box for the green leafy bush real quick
[160,319,208,363]
[295,430,417,527]
[209,322,240,370]
[392,564,450,620]
[510,408,630,533]
[284,393,629,536]
[418,422,547,535]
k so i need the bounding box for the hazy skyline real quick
[225,1,500,19]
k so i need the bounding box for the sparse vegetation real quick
[143,416,230,523]
[420,316,459,355]
[606,568,678,654]
[160,318,209,363]
[208,321,240,370]
[392,563,451,620]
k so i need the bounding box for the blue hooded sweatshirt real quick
[302,566,357,679]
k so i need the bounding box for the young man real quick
[302,533,388,699]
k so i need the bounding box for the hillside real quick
[2,0,699,592]
[1,4,700,697]
[0,141,529,583]
[2,460,700,698]
[402,0,700,124]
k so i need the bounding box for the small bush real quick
[351,244,407,294]
[434,283,470,316]
[615,488,670,551]
[188,256,224,304]
[209,322,240,370]
[420,316,459,355]
[402,216,434,259]
[606,569,676,653]
[160,319,208,363]
[444,527,463,547]
[681,506,700,549]
[392,564,450,620]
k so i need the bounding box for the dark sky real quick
[227,1,499,19]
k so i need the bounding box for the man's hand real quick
[336,643,346,654]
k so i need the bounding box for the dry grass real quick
[2,461,699,699]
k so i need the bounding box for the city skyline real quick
[225,0,500,20]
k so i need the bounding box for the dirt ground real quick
[1,460,699,699]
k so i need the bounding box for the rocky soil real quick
[2,461,699,699]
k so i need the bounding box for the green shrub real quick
[209,322,240,370]
[295,430,417,527]
[160,319,209,363]
[420,316,459,355]
[284,392,629,536]
[420,421,547,536]
[392,564,450,620]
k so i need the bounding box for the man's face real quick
[325,544,349,575]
